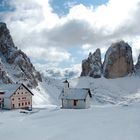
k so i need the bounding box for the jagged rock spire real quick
[81,48,102,78]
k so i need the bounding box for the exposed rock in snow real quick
[0,22,42,87]
[0,59,13,84]
[103,40,134,78]
[81,48,102,78]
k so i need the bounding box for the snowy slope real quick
[0,104,140,140]
[31,75,140,107]
[32,77,63,106]
[1,76,140,140]
[68,76,140,105]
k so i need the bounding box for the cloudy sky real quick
[1,0,140,78]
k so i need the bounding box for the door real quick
[12,104,15,108]
[73,100,78,106]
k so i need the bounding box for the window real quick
[19,103,20,106]
[25,102,27,105]
[22,103,24,106]
[18,98,20,100]
[12,98,14,101]
[73,100,78,106]
[28,102,30,105]
[22,97,26,100]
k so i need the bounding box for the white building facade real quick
[60,80,92,109]
[0,84,33,110]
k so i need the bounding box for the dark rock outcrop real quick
[0,22,42,87]
[103,40,134,78]
[81,48,102,78]
[135,54,140,75]
[0,60,13,84]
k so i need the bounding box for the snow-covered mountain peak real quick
[0,22,42,87]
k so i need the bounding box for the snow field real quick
[0,104,140,140]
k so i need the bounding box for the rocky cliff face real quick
[81,48,102,78]
[0,59,13,84]
[81,41,134,79]
[0,22,42,87]
[103,41,134,78]
[135,54,140,75]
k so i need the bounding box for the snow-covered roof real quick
[0,84,21,98]
[60,88,92,100]
[0,84,33,98]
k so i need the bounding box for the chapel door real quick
[73,100,78,106]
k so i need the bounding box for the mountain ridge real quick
[1,22,140,106]
[0,22,42,88]
[81,40,138,79]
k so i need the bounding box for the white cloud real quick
[82,44,92,50]
[25,47,71,63]
[128,37,140,64]
[2,0,140,77]
[35,63,81,79]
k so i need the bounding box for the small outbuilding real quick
[59,80,92,109]
[0,83,33,110]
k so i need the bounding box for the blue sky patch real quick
[49,0,108,16]
[0,0,14,12]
